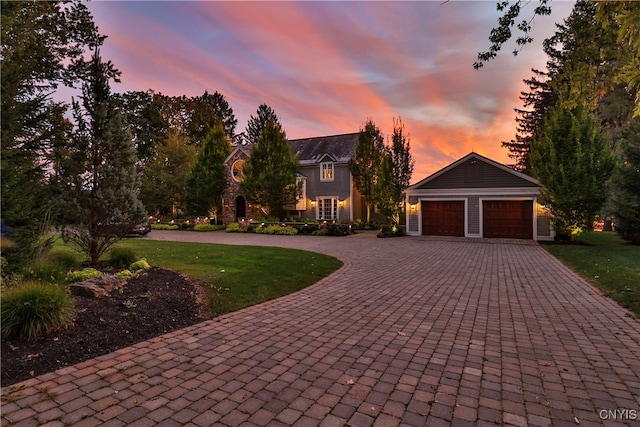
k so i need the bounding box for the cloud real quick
[86,1,575,178]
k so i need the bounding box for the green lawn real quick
[51,238,343,316]
[542,232,640,317]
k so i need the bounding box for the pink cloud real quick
[85,1,575,179]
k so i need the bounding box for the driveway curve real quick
[2,231,639,427]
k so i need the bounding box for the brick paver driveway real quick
[2,231,639,426]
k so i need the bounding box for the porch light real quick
[410,203,417,211]
[311,200,316,207]
[339,200,344,206]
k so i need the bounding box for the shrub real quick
[151,223,179,230]
[378,224,405,238]
[255,225,298,235]
[129,258,151,271]
[178,222,194,230]
[115,269,133,280]
[66,268,101,283]
[226,223,241,232]
[1,282,75,339]
[254,216,280,223]
[323,222,350,236]
[295,224,320,234]
[194,224,225,232]
[109,247,138,268]
[26,251,79,284]
[48,251,80,271]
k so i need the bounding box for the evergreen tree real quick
[1,0,103,270]
[245,104,281,145]
[51,50,146,265]
[184,123,231,217]
[530,102,615,237]
[350,120,385,224]
[240,119,299,220]
[502,70,555,172]
[611,118,640,244]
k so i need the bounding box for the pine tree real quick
[240,119,299,220]
[245,104,281,145]
[1,0,103,270]
[52,50,146,265]
[502,70,555,172]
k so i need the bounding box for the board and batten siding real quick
[404,153,554,241]
[414,157,539,190]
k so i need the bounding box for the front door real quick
[235,196,246,220]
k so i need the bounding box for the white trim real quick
[231,160,245,182]
[320,162,335,182]
[316,196,340,221]
[349,174,354,221]
[406,187,540,197]
[407,152,539,190]
[415,197,468,237]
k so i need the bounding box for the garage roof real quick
[408,152,539,190]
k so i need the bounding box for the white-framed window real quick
[320,162,334,182]
[295,176,306,210]
[231,160,245,182]
[317,197,338,220]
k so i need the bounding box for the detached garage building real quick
[405,152,554,241]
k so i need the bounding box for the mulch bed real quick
[1,267,210,386]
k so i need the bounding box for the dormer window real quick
[321,162,334,182]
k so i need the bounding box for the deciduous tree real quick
[350,120,385,224]
[187,91,237,146]
[373,118,414,225]
[140,129,196,216]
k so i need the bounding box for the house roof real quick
[407,152,540,191]
[224,145,252,164]
[289,133,359,165]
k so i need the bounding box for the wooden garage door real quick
[422,201,464,236]
[483,200,533,239]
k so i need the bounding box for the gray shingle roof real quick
[289,133,359,165]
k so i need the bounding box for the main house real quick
[405,152,554,241]
[221,133,366,224]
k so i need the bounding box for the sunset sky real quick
[86,1,576,180]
